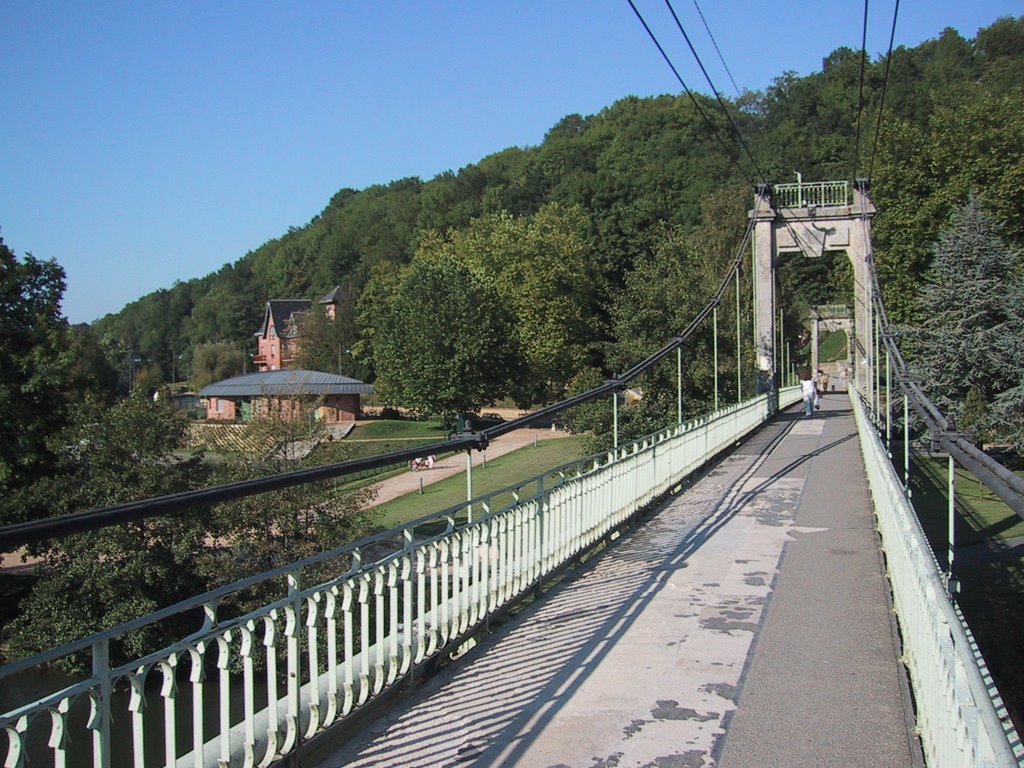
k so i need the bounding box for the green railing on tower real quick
[772,180,850,208]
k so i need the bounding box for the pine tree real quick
[904,196,1024,440]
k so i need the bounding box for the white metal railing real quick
[1,392,786,768]
[772,180,849,208]
[851,391,1024,767]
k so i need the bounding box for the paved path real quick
[315,394,922,767]
[365,426,570,508]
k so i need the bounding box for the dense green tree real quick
[191,341,245,390]
[366,254,517,420]
[185,262,259,348]
[5,394,210,664]
[903,197,1024,437]
[0,237,76,516]
[609,186,753,420]
[295,286,367,379]
[872,86,1024,322]
[419,204,602,405]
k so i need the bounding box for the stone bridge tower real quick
[750,179,876,396]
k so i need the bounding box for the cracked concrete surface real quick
[314,398,918,767]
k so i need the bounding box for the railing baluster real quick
[128,669,147,767]
[305,593,322,738]
[341,582,355,716]
[47,699,69,768]
[3,716,28,768]
[440,539,451,645]
[416,548,428,664]
[324,588,339,726]
[386,561,399,685]
[89,638,112,768]
[401,555,413,675]
[216,632,233,767]
[158,657,178,768]
[260,614,279,766]
[238,623,257,767]
[426,544,439,656]
[187,642,206,768]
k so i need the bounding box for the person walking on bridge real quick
[800,368,818,417]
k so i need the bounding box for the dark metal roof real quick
[319,285,342,304]
[198,370,374,398]
[254,300,312,338]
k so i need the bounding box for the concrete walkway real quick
[315,394,922,767]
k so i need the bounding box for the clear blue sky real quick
[2,1,1019,324]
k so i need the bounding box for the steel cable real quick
[868,0,902,181]
[662,0,768,183]
[852,0,871,179]
[625,0,758,187]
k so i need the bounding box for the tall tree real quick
[0,237,75,518]
[903,197,1024,437]
[365,253,517,421]
[191,342,245,390]
[5,394,211,664]
[421,204,602,406]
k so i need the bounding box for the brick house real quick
[252,287,340,372]
[198,369,373,423]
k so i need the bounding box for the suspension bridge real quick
[2,182,1023,767]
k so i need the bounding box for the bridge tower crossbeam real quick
[749,180,876,395]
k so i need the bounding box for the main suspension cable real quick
[690,0,742,99]
[867,0,901,181]
[625,0,758,187]
[852,0,871,178]
[663,0,768,184]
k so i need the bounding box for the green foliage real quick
[609,186,750,416]
[295,288,367,379]
[817,330,848,364]
[191,341,244,390]
[5,394,211,664]
[419,204,603,405]
[562,367,611,438]
[0,238,76,511]
[365,254,517,420]
[903,197,1024,438]
[4,397,379,668]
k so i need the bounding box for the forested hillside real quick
[88,18,1024,401]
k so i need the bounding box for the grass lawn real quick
[906,449,1024,731]
[372,436,589,530]
[348,419,447,440]
[818,329,848,363]
[908,453,1024,553]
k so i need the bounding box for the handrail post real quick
[677,347,683,425]
[91,638,112,768]
[903,391,911,497]
[713,306,719,411]
[612,390,619,450]
[947,454,957,594]
[885,346,892,450]
[466,449,473,523]
[736,269,742,402]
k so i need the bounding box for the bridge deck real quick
[314,395,923,767]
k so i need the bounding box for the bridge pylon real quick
[750,179,876,396]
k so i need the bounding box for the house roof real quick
[198,370,374,399]
[254,299,312,338]
[319,285,342,304]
